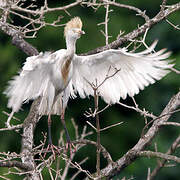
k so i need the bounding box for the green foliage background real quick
[0,0,179,179]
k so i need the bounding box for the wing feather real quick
[71,42,174,104]
[4,50,66,113]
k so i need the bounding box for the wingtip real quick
[150,39,158,50]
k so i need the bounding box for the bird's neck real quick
[65,36,76,57]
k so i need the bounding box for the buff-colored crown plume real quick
[64,17,82,37]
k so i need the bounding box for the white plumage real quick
[5,17,174,115]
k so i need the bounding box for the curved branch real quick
[99,90,180,179]
[150,135,180,179]
[102,0,150,21]
[138,150,180,163]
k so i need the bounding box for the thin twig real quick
[170,67,180,74]
[100,121,123,132]
[0,124,23,131]
[105,3,110,45]
[70,157,89,180]
[13,1,83,15]
[86,121,97,131]
[166,19,180,30]
[102,0,149,21]
[118,101,156,119]
[5,111,14,128]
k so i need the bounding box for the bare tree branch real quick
[100,90,180,179]
[138,150,180,163]
[0,160,32,171]
[12,0,83,15]
[150,135,180,180]
[21,98,42,180]
[81,2,180,55]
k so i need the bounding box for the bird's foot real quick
[64,141,76,158]
[43,143,61,159]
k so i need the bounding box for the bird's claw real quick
[43,143,61,159]
[64,142,76,158]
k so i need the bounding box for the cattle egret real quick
[5,17,174,153]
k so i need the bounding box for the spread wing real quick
[5,50,66,113]
[71,41,174,104]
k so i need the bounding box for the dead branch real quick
[138,150,180,163]
[0,124,23,131]
[81,2,180,55]
[99,90,180,179]
[12,0,83,15]
[150,135,180,180]
[21,98,42,180]
[166,19,180,30]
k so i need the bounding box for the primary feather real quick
[72,43,173,104]
[5,50,72,114]
[4,17,174,115]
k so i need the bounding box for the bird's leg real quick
[44,114,60,158]
[60,100,76,156]
[48,114,53,145]
[61,110,71,143]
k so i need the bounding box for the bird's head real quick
[64,17,85,40]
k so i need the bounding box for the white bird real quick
[5,17,174,152]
